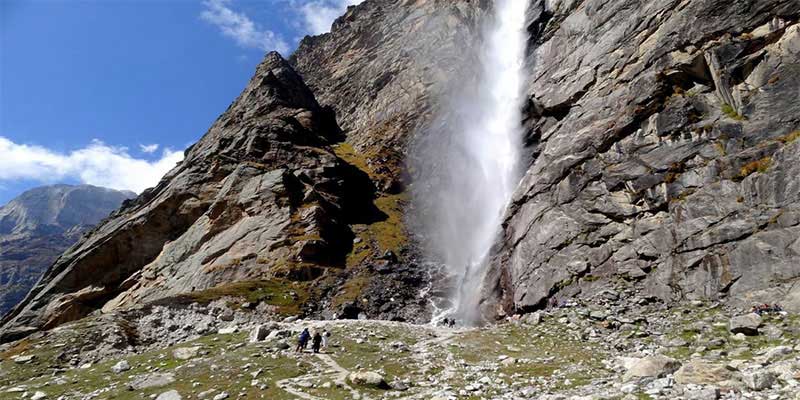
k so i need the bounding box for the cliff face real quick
[483,0,800,316]
[0,54,386,341]
[3,0,799,340]
[0,185,134,316]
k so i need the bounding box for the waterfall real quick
[412,0,530,325]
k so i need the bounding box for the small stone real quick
[212,392,230,400]
[31,392,47,400]
[743,370,776,390]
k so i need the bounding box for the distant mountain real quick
[0,184,135,316]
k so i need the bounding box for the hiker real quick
[312,331,323,353]
[321,329,329,350]
[448,319,456,328]
[296,328,310,352]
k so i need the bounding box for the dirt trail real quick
[276,350,367,400]
[276,321,465,399]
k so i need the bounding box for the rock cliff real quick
[0,54,388,341]
[0,185,133,316]
[482,0,800,317]
[3,0,800,341]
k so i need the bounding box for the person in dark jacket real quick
[296,328,310,352]
[312,331,323,353]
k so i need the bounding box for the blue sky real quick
[0,0,362,205]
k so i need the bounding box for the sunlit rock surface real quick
[483,0,800,316]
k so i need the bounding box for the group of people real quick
[295,328,329,353]
[751,303,784,315]
[440,318,457,328]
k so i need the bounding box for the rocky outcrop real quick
[291,0,489,191]
[0,53,382,341]
[4,0,799,338]
[0,184,133,316]
[290,0,490,320]
[483,0,800,317]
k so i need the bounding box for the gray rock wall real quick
[482,0,800,317]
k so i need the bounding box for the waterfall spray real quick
[412,0,529,325]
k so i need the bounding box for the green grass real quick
[721,103,746,121]
[178,279,309,315]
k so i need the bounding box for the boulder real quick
[218,326,238,335]
[348,371,388,388]
[743,370,776,390]
[172,346,201,360]
[111,360,131,373]
[155,390,182,400]
[128,372,176,390]
[684,387,720,400]
[249,324,272,343]
[729,314,762,336]
[623,355,681,382]
[674,360,738,385]
[522,312,543,325]
[11,354,35,364]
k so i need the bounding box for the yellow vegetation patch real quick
[0,338,32,360]
[739,156,772,178]
[777,130,800,144]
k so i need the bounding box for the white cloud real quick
[0,137,184,194]
[139,143,159,153]
[201,0,290,54]
[298,0,364,35]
